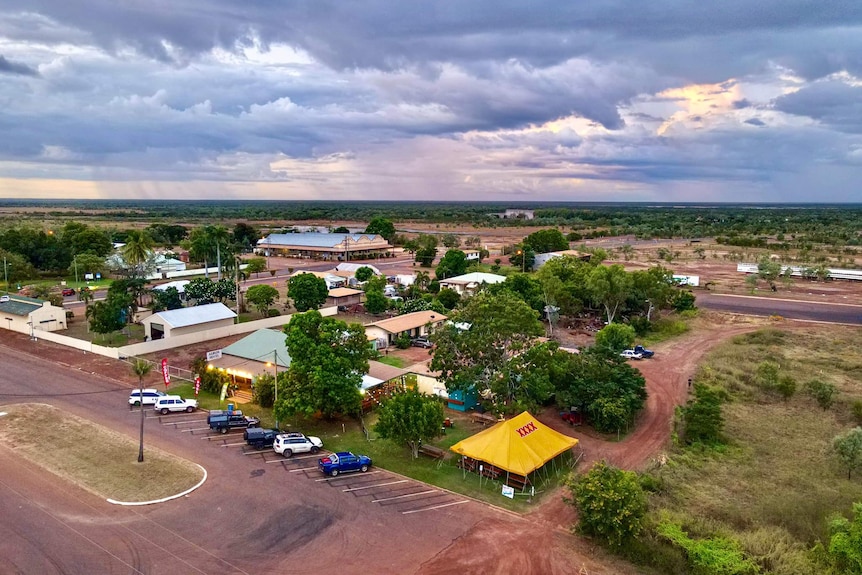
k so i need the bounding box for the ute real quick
[634,344,654,358]
[318,451,372,477]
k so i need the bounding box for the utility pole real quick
[344,235,350,263]
[235,257,241,319]
[270,350,279,430]
[73,255,79,286]
[3,256,8,294]
[216,242,222,281]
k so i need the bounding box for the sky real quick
[0,1,860,203]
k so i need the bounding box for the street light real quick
[3,256,9,294]
[516,249,525,273]
[266,350,279,430]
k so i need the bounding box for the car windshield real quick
[329,453,339,463]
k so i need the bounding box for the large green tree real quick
[288,273,328,312]
[415,234,438,267]
[435,249,468,280]
[121,230,155,278]
[363,276,389,315]
[365,217,396,241]
[567,460,647,548]
[523,228,569,254]
[185,277,218,305]
[246,284,280,316]
[374,390,444,458]
[277,311,373,418]
[588,264,633,324]
[536,254,596,316]
[430,291,544,409]
[243,257,267,278]
[594,323,636,352]
[150,286,183,312]
[354,266,375,283]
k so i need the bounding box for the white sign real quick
[84,273,94,280]
[206,349,222,361]
[501,485,515,499]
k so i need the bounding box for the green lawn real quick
[376,355,407,368]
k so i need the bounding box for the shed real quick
[326,287,365,309]
[0,294,67,334]
[140,303,236,340]
[438,272,506,296]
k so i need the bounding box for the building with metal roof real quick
[438,272,506,295]
[257,233,391,261]
[139,302,236,340]
[0,294,68,334]
[364,310,447,348]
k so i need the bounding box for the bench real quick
[470,412,499,426]
[418,444,446,460]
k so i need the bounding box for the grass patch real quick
[0,404,204,502]
[376,355,407,368]
[638,325,862,574]
[642,315,691,345]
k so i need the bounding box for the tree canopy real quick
[523,228,569,254]
[435,249,468,280]
[246,284,280,316]
[365,217,396,241]
[374,390,444,458]
[277,311,373,418]
[287,273,328,312]
[833,427,862,479]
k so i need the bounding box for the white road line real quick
[372,490,437,503]
[315,471,382,482]
[343,480,407,492]
[288,466,319,473]
[265,458,290,464]
[402,500,469,515]
[163,419,207,425]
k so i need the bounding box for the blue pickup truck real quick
[318,452,372,477]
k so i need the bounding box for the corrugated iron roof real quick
[221,328,291,367]
[147,303,236,328]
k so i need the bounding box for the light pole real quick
[516,249,525,273]
[73,255,79,286]
[3,256,8,294]
[267,350,279,429]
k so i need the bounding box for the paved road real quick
[0,343,495,575]
[697,292,862,324]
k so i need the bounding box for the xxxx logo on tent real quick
[516,421,538,438]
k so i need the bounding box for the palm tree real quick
[122,230,155,277]
[415,270,431,290]
[132,359,154,462]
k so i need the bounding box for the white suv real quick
[273,432,323,458]
[153,395,198,414]
[129,388,166,407]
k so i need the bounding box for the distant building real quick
[257,233,391,261]
[0,294,67,334]
[490,209,535,220]
[438,272,506,296]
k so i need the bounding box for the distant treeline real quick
[1,200,861,244]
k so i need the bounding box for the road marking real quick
[372,490,436,503]
[315,471,381,482]
[288,466,319,473]
[163,419,207,425]
[220,442,246,447]
[402,500,469,515]
[180,427,211,433]
[343,480,407,492]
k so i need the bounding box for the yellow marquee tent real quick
[450,411,579,477]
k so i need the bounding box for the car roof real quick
[131,388,161,394]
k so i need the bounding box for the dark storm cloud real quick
[774,81,862,132]
[0,55,39,76]
[745,118,766,126]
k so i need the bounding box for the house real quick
[290,270,346,289]
[531,250,591,270]
[438,272,506,296]
[257,233,391,261]
[0,294,67,334]
[326,287,365,309]
[490,209,535,220]
[140,302,236,340]
[204,328,290,396]
[464,250,481,261]
[364,310,447,348]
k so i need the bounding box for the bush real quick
[806,379,837,410]
[853,401,862,426]
[394,333,412,349]
[656,520,759,575]
[267,308,280,317]
[253,373,275,408]
[630,316,652,336]
[595,323,636,352]
[682,384,724,445]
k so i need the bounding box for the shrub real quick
[394,333,412,349]
[682,384,724,445]
[630,316,652,336]
[853,401,862,426]
[775,375,797,401]
[656,520,759,575]
[806,379,837,410]
[253,373,275,408]
[267,308,280,317]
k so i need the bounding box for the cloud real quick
[745,118,766,126]
[0,55,39,76]
[774,78,862,132]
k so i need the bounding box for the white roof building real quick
[438,272,506,295]
[140,303,236,340]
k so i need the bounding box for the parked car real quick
[129,388,166,407]
[318,451,372,476]
[633,344,654,358]
[620,349,644,360]
[273,432,323,458]
[208,411,260,434]
[153,395,198,414]
[244,428,279,449]
[411,336,433,348]
[61,288,75,296]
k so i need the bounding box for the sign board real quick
[206,349,222,362]
[161,358,171,387]
[84,273,94,280]
[220,382,229,402]
[501,485,515,499]
[95,273,101,279]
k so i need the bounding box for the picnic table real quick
[470,412,500,426]
[418,444,446,460]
